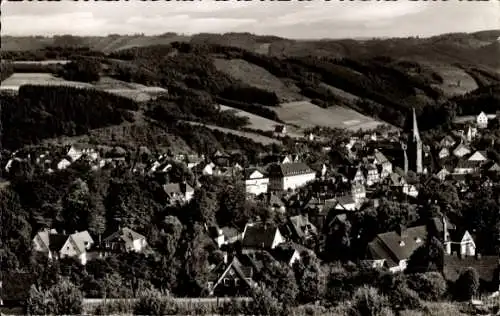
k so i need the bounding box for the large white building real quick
[267,162,316,191]
[244,168,269,196]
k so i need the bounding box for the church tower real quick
[407,108,423,174]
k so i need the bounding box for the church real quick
[402,108,427,175]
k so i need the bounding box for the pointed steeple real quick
[412,108,421,143]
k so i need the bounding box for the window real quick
[235,279,240,286]
[223,278,230,286]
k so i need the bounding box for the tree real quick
[59,58,101,83]
[349,286,392,316]
[293,252,327,304]
[259,254,298,306]
[454,267,480,301]
[407,272,447,301]
[406,236,444,273]
[28,278,83,316]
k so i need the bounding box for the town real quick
[1,104,499,314]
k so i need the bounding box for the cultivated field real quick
[213,58,303,102]
[275,101,389,131]
[426,64,478,96]
[185,121,280,145]
[95,76,167,102]
[218,104,302,137]
[0,73,93,91]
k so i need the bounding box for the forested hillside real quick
[2,30,499,152]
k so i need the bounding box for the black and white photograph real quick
[1,0,499,315]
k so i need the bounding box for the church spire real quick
[412,108,421,143]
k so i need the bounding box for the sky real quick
[2,1,499,39]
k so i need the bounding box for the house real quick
[346,166,366,184]
[57,158,72,170]
[163,182,195,205]
[270,242,314,267]
[436,167,451,181]
[241,223,285,253]
[244,168,269,196]
[213,226,243,248]
[102,227,149,254]
[267,162,316,191]
[439,135,456,148]
[483,161,500,175]
[67,144,98,162]
[468,150,488,162]
[452,143,471,158]
[363,164,380,186]
[0,272,36,312]
[402,184,419,198]
[373,149,393,175]
[441,218,476,257]
[207,256,257,296]
[453,160,481,174]
[273,125,287,137]
[333,195,357,211]
[284,215,318,242]
[351,183,366,205]
[465,126,478,143]
[438,148,450,159]
[33,229,94,265]
[477,111,488,129]
[365,224,428,272]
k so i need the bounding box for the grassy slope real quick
[213,58,303,102]
[276,101,389,131]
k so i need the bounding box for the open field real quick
[94,77,167,102]
[213,58,303,102]
[0,73,93,91]
[424,64,478,96]
[219,104,302,137]
[275,101,389,131]
[185,121,280,145]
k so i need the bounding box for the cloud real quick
[1,1,498,39]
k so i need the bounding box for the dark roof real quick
[443,256,499,283]
[274,125,286,133]
[48,234,69,252]
[368,225,428,267]
[1,272,36,302]
[242,224,281,249]
[268,162,315,177]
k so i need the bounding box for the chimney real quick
[396,224,407,237]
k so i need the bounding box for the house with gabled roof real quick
[267,162,316,192]
[362,164,380,186]
[273,125,287,138]
[453,159,482,175]
[283,215,318,243]
[163,182,194,205]
[477,111,488,129]
[453,143,471,158]
[241,223,285,253]
[33,229,94,265]
[270,242,314,267]
[438,147,450,160]
[439,135,456,148]
[333,195,357,211]
[365,224,428,272]
[244,168,269,196]
[468,150,488,162]
[207,256,257,296]
[102,227,149,254]
[212,226,243,248]
[436,167,451,181]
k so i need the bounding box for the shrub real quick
[349,286,392,316]
[407,272,447,301]
[93,300,134,315]
[27,278,83,316]
[133,289,177,316]
[454,267,480,301]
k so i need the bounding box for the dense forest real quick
[1,86,138,149]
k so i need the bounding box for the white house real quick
[453,143,471,158]
[102,227,149,254]
[477,112,488,129]
[267,162,316,191]
[57,158,72,170]
[436,167,451,181]
[438,148,450,159]
[244,168,269,196]
[33,229,94,265]
[468,151,488,162]
[67,144,98,162]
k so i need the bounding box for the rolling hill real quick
[2,30,499,154]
